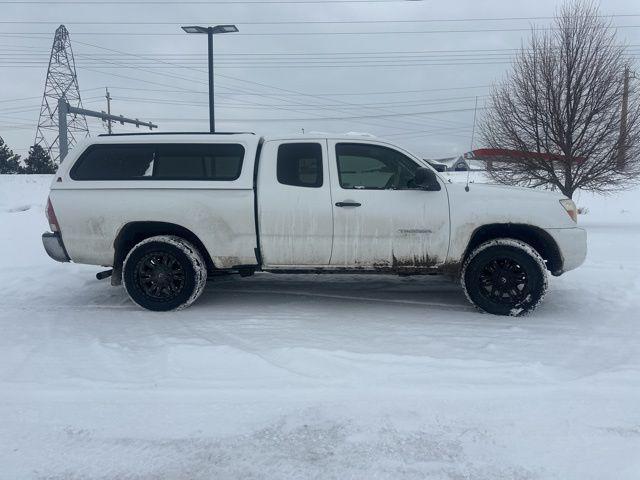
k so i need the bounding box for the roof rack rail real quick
[97,131,255,137]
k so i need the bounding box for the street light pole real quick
[182,24,239,134]
[207,27,215,133]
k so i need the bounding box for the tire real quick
[122,235,207,311]
[461,238,548,316]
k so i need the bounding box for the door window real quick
[336,143,420,190]
[277,143,323,188]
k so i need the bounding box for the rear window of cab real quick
[70,143,245,181]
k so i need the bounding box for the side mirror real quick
[413,167,441,191]
[424,159,447,172]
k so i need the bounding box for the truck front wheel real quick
[461,238,548,316]
[123,235,207,311]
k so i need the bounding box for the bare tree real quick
[480,0,640,198]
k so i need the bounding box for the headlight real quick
[559,198,578,223]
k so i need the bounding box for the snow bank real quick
[0,174,51,212]
[0,175,53,269]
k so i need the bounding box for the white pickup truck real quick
[42,133,586,316]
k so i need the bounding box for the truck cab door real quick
[328,140,450,271]
[257,139,333,267]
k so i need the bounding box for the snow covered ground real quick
[1,174,639,479]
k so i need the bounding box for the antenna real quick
[465,95,479,192]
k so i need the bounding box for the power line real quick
[0,52,533,60]
[0,89,105,103]
[2,43,639,57]
[0,61,516,68]
[4,48,637,64]
[97,92,489,109]
[0,0,412,4]
[4,49,637,59]
[1,96,103,114]
[1,59,522,66]
[4,55,638,68]
[5,49,639,61]
[0,51,528,58]
[384,125,474,140]
[3,25,640,36]
[148,106,485,122]
[1,14,639,24]
[32,83,490,98]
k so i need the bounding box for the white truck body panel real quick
[257,138,334,266]
[445,182,580,263]
[52,187,257,268]
[326,138,450,269]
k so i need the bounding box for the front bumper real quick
[545,227,587,274]
[42,232,70,263]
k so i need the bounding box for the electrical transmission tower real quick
[34,25,89,163]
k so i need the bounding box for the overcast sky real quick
[1,0,639,159]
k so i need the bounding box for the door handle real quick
[335,201,362,207]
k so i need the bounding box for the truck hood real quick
[444,181,575,229]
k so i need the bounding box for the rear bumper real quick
[42,232,70,263]
[545,227,587,274]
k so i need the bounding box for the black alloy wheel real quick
[123,235,207,311]
[477,257,530,306]
[462,239,547,316]
[135,251,186,300]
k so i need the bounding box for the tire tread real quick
[461,238,548,316]
[122,235,207,311]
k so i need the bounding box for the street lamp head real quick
[181,25,239,34]
[181,25,208,34]
[212,25,239,34]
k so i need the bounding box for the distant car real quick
[425,156,470,171]
[42,133,586,316]
[450,156,470,171]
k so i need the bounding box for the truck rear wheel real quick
[461,238,548,316]
[123,235,207,311]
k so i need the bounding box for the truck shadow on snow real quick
[197,273,474,313]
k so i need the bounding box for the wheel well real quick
[464,224,563,275]
[111,222,215,285]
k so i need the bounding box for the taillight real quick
[46,197,60,232]
[559,198,578,223]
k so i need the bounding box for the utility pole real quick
[58,98,158,161]
[208,29,215,133]
[618,67,630,170]
[105,87,113,134]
